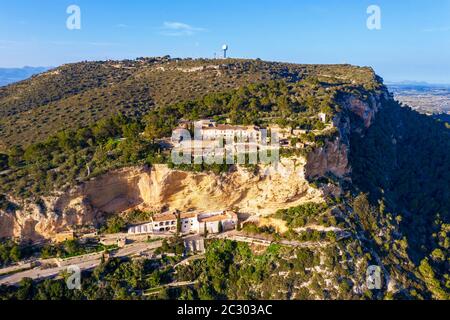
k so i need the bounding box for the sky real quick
[1,0,450,83]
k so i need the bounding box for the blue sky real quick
[1,0,450,83]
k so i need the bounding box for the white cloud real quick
[159,21,206,36]
[116,23,130,28]
[48,41,121,47]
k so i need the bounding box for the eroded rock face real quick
[345,96,379,128]
[139,158,323,216]
[81,168,144,214]
[0,193,97,242]
[305,138,350,180]
[305,91,387,180]
[0,158,323,241]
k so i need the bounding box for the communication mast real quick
[222,44,228,58]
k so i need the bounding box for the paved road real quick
[0,241,162,286]
[214,231,338,248]
[0,262,34,276]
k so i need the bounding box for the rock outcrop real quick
[0,157,323,240]
[305,138,350,180]
[305,89,388,180]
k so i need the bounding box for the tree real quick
[63,240,80,257]
[203,223,208,238]
[176,212,182,235]
[431,249,445,262]
[56,131,77,151]
[9,245,21,262]
[352,193,377,233]
[0,153,8,171]
[8,145,24,167]
[17,278,34,300]
[104,216,127,234]
[419,258,448,300]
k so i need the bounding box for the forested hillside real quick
[350,100,450,298]
[0,57,379,149]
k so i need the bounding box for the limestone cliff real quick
[0,158,323,240]
[305,89,389,180]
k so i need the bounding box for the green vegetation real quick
[0,114,160,199]
[350,99,450,297]
[0,240,29,267]
[0,58,380,149]
[418,258,449,300]
[39,240,115,259]
[0,70,374,199]
[274,202,329,228]
[0,239,365,300]
[99,210,155,234]
[123,210,155,224]
[0,257,175,300]
[101,216,128,234]
[351,100,450,256]
[0,238,116,265]
[154,237,185,256]
[242,223,277,237]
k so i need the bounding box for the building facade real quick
[201,124,262,143]
[127,210,238,236]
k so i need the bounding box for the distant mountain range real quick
[386,80,431,86]
[0,66,51,87]
[387,81,450,88]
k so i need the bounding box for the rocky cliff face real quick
[305,89,389,180]
[0,157,324,240]
[305,138,350,180]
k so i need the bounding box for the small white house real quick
[197,211,239,235]
[318,113,327,124]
